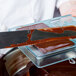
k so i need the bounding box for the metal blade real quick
[0,30,30,48]
[31,30,76,41]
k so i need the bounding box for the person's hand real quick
[59,0,76,17]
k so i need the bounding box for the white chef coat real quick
[0,0,57,31]
[0,0,69,57]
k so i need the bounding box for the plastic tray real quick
[9,15,76,68]
[19,45,76,68]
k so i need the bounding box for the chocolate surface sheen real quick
[35,39,74,53]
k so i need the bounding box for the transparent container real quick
[9,15,76,68]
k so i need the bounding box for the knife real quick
[0,27,76,49]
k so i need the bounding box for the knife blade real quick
[31,30,76,41]
[0,27,76,49]
[0,30,30,48]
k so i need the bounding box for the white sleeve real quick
[57,0,69,8]
[33,0,56,22]
[0,24,8,32]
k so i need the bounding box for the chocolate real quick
[44,61,76,76]
[16,25,76,49]
[29,65,49,76]
[17,23,49,30]
[17,24,75,54]
[15,62,34,76]
[4,49,30,76]
[1,56,76,76]
[39,25,76,33]
[5,23,50,48]
[0,58,9,76]
[3,24,75,76]
[35,39,74,53]
[29,61,76,76]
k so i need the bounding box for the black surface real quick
[0,58,9,76]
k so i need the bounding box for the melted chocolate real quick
[29,61,76,76]
[5,25,76,48]
[1,57,76,76]
[39,25,76,33]
[15,62,34,76]
[16,24,76,54]
[0,58,9,76]
[35,39,74,53]
[5,50,30,76]
[44,61,76,76]
[16,25,76,48]
[39,27,63,33]
[29,65,49,76]
[5,23,49,48]
[2,24,75,76]
[17,23,49,30]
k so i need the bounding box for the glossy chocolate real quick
[17,23,49,30]
[4,25,76,48]
[29,65,49,76]
[0,58,9,76]
[35,39,74,53]
[17,25,76,48]
[44,61,76,76]
[5,49,30,76]
[1,57,76,76]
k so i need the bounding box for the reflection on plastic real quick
[69,58,76,64]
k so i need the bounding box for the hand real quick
[59,0,76,17]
